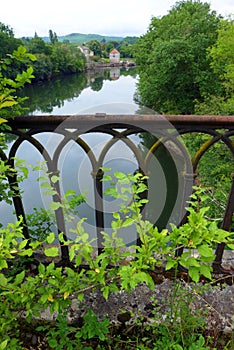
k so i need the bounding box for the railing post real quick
[93,168,104,255]
[213,173,234,272]
[7,172,30,240]
[49,169,70,265]
[175,172,196,258]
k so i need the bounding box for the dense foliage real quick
[0,21,137,87]
[195,18,234,115]
[0,168,233,349]
[0,45,35,117]
[135,0,233,114]
[134,0,234,226]
[22,33,86,82]
[0,24,86,83]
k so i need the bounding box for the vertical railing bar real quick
[93,168,104,255]
[0,148,30,241]
[213,174,234,272]
[175,172,195,259]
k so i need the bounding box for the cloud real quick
[1,0,234,38]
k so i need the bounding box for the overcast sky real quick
[1,0,234,38]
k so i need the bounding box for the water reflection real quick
[3,67,183,247]
[20,67,139,115]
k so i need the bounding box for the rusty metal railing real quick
[1,114,233,271]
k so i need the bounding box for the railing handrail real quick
[2,114,234,270]
[8,114,234,129]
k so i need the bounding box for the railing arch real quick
[0,114,233,270]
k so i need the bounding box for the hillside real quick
[42,33,127,44]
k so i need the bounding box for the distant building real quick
[109,49,120,64]
[78,46,94,59]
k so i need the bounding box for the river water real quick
[3,68,181,245]
[2,68,144,242]
[21,67,142,115]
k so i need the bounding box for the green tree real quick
[31,53,53,81]
[134,0,222,114]
[49,29,58,44]
[50,43,85,75]
[0,45,36,117]
[195,18,234,115]
[118,43,134,58]
[27,36,51,55]
[86,40,102,56]
[0,22,23,79]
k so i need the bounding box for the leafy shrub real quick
[0,169,233,348]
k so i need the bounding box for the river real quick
[2,68,145,243]
[20,67,143,115]
[3,68,180,245]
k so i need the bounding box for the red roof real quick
[110,49,119,54]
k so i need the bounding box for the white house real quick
[78,46,94,59]
[109,49,120,64]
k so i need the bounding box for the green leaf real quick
[111,220,121,229]
[0,100,17,108]
[39,293,49,304]
[136,183,148,193]
[173,345,183,350]
[49,202,61,211]
[38,263,45,275]
[44,247,59,257]
[198,244,214,258]
[0,260,8,270]
[65,189,76,196]
[18,248,33,256]
[103,175,112,181]
[75,254,82,267]
[44,190,57,196]
[199,264,212,280]
[51,175,60,183]
[102,286,109,300]
[46,262,55,274]
[104,187,118,197]
[69,246,75,262]
[186,257,200,267]
[58,232,65,243]
[114,171,127,180]
[40,182,51,189]
[0,118,7,125]
[14,271,25,285]
[165,259,177,270]
[0,273,8,286]
[48,339,58,348]
[188,266,200,283]
[0,340,8,350]
[46,232,55,244]
[122,217,135,227]
[112,212,120,220]
[19,239,28,250]
[100,166,111,172]
[227,243,234,250]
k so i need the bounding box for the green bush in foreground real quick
[0,169,233,349]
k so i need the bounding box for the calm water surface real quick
[4,68,172,245]
[21,67,143,115]
[3,68,148,243]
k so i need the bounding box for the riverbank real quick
[86,60,136,70]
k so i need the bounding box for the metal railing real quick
[1,114,234,271]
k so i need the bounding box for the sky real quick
[1,0,234,38]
